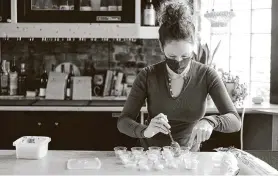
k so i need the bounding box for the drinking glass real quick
[163,146,172,152]
[162,146,174,159]
[131,147,144,156]
[119,152,131,165]
[146,150,159,163]
[114,146,127,158]
[148,146,161,153]
[185,159,199,170]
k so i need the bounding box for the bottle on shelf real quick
[91,62,96,78]
[100,0,108,11]
[18,63,27,96]
[9,57,18,96]
[61,64,65,73]
[51,64,56,72]
[39,64,48,98]
[143,0,156,26]
[0,60,9,95]
[66,64,75,100]
[83,61,92,76]
[116,0,122,11]
[108,0,117,11]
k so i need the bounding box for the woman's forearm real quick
[203,112,241,133]
[206,67,242,133]
[117,68,148,138]
[117,117,147,138]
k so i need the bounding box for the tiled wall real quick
[0,39,270,100]
[0,39,164,76]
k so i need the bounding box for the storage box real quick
[72,76,92,100]
[13,136,51,160]
[45,72,68,100]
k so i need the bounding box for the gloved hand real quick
[187,119,214,151]
[143,113,171,138]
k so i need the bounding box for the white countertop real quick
[0,150,259,175]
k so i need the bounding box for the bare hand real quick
[187,120,213,150]
[143,113,171,138]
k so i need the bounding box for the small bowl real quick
[114,146,127,157]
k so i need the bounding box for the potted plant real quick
[195,40,221,102]
[195,40,221,67]
[219,71,248,106]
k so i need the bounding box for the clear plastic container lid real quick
[13,136,51,147]
[67,158,102,170]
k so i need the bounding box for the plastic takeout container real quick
[13,136,51,159]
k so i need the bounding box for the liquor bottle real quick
[116,0,122,11]
[91,62,96,78]
[28,63,36,92]
[61,64,65,73]
[0,60,9,95]
[108,0,117,11]
[39,64,48,98]
[51,64,56,72]
[143,0,156,26]
[9,57,18,96]
[18,63,27,96]
[66,64,74,100]
[83,61,91,76]
[100,0,108,11]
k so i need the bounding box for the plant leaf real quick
[210,40,221,65]
[203,44,209,65]
[196,44,201,61]
[200,46,207,64]
[198,45,203,62]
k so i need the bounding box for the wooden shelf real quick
[0,23,159,39]
[138,26,159,39]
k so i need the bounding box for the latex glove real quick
[187,119,213,149]
[143,113,171,138]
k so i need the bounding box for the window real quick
[200,0,272,101]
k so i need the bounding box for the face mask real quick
[165,56,191,74]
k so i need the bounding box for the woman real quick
[117,0,241,151]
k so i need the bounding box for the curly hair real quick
[157,0,195,47]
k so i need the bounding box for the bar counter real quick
[0,98,277,151]
[0,150,274,175]
[0,98,276,113]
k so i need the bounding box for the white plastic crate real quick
[13,136,51,160]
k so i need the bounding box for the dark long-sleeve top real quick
[117,60,241,148]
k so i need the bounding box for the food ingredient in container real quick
[67,158,101,170]
[215,147,278,175]
[13,136,51,160]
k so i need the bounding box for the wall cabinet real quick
[17,0,135,23]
